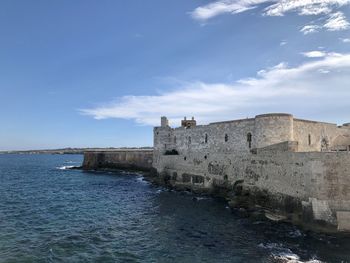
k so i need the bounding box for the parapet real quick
[255,113,293,119]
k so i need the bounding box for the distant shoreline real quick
[0,147,153,155]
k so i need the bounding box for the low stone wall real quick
[82,149,153,171]
[153,147,350,232]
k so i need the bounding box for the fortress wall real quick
[154,115,350,158]
[83,150,153,171]
[154,150,350,230]
[155,151,311,199]
[156,150,350,202]
[153,115,350,231]
[205,119,255,153]
[154,114,302,159]
[154,119,255,157]
[293,119,344,152]
[306,152,350,201]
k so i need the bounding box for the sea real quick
[0,154,350,263]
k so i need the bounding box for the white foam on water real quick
[259,243,323,263]
[273,252,300,262]
[135,176,149,184]
[57,165,75,170]
[273,254,323,263]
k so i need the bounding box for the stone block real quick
[337,211,350,231]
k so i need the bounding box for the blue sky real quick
[0,0,350,150]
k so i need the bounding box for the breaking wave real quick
[258,243,323,263]
[57,165,75,170]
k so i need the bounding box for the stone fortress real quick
[153,113,350,232]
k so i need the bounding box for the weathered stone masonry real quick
[83,149,153,172]
[153,113,350,232]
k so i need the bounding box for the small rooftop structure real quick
[181,117,196,128]
[161,116,169,127]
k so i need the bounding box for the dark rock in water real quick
[265,211,287,222]
[68,166,82,170]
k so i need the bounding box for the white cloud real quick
[81,53,350,126]
[340,37,350,42]
[280,40,287,46]
[191,0,350,21]
[192,0,350,34]
[300,12,350,34]
[191,0,269,21]
[302,50,327,57]
[324,11,350,30]
[265,1,335,16]
[300,24,321,34]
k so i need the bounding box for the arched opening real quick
[247,133,252,149]
[225,134,228,142]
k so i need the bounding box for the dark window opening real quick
[184,156,187,161]
[188,136,191,144]
[204,155,207,160]
[225,134,228,142]
[308,134,311,146]
[174,136,177,144]
[205,134,208,144]
[247,133,252,149]
[164,149,179,155]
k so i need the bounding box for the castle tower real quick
[254,113,294,148]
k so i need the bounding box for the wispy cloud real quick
[81,53,350,126]
[300,12,349,34]
[324,11,350,30]
[191,0,350,20]
[191,0,268,21]
[191,0,350,34]
[300,24,321,34]
[264,0,341,16]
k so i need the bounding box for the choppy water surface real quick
[0,154,350,263]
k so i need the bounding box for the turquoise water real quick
[0,154,350,263]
